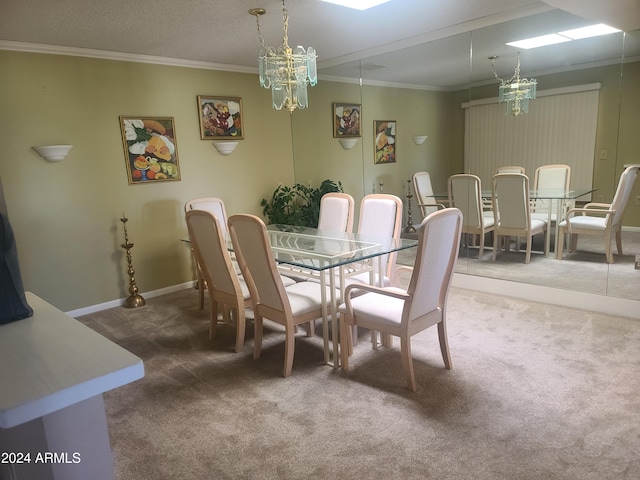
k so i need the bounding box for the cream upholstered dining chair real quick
[185,197,296,309]
[185,197,229,309]
[338,208,463,392]
[317,192,355,233]
[185,210,252,353]
[492,173,548,264]
[412,171,446,219]
[531,164,571,224]
[448,174,495,258]
[343,193,403,288]
[557,165,639,264]
[227,214,340,377]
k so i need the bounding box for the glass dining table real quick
[182,225,418,367]
[264,225,418,367]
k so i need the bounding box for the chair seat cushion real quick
[284,282,340,317]
[530,218,547,234]
[339,287,407,328]
[559,216,607,230]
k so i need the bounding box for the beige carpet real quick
[77,286,640,480]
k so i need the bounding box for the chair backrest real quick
[318,192,355,233]
[611,166,639,227]
[492,173,531,230]
[185,197,228,234]
[448,174,484,229]
[534,164,571,191]
[185,210,242,299]
[496,166,525,175]
[406,208,462,320]
[412,171,439,216]
[227,214,289,316]
[357,194,403,280]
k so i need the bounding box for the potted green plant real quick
[261,179,343,227]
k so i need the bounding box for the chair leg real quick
[525,235,532,264]
[570,233,578,252]
[557,226,565,260]
[339,316,350,371]
[306,320,315,337]
[605,235,614,264]
[234,307,246,354]
[437,321,452,370]
[253,316,263,360]
[478,232,485,259]
[615,229,623,255]
[283,325,295,378]
[400,336,417,392]
[492,233,499,261]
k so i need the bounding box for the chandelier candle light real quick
[249,1,317,112]
[490,54,537,116]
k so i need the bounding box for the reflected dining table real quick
[440,187,596,257]
[264,225,418,367]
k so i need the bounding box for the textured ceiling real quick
[0,0,637,88]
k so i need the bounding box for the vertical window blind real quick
[463,84,600,195]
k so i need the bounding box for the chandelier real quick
[490,54,537,116]
[249,1,317,113]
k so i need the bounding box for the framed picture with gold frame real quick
[197,96,244,140]
[332,102,361,137]
[119,116,181,185]
[374,120,396,164]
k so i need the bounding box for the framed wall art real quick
[197,96,244,140]
[374,120,396,164]
[119,116,181,185]
[333,102,361,137]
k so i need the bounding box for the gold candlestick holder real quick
[120,213,145,308]
[404,179,416,234]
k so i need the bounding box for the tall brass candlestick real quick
[120,213,145,308]
[404,179,416,234]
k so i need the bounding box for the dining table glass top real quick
[264,224,417,271]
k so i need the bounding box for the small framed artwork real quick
[197,96,244,140]
[374,120,396,164]
[119,116,181,185]
[333,102,361,137]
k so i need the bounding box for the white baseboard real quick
[66,281,196,317]
[452,273,640,320]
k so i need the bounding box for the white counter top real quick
[0,292,144,429]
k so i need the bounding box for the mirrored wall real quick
[291,8,639,301]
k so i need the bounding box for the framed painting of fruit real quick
[197,96,244,140]
[119,116,181,185]
[374,120,396,164]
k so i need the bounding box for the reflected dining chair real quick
[317,192,355,233]
[492,173,548,264]
[496,166,525,175]
[531,164,571,224]
[338,208,463,392]
[185,197,229,309]
[448,174,495,258]
[412,171,446,219]
[185,210,251,353]
[557,165,639,264]
[228,214,340,377]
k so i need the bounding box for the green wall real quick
[1,50,296,311]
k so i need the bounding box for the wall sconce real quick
[32,145,73,162]
[412,136,428,145]
[212,141,238,156]
[338,138,359,150]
